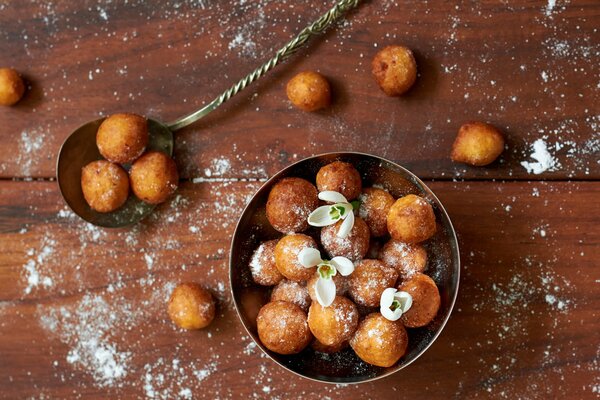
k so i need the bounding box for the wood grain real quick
[0,1,598,180]
[0,180,598,399]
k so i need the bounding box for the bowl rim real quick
[228,151,460,384]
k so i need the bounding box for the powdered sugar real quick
[521,139,560,174]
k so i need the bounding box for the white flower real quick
[297,247,354,307]
[307,191,357,238]
[380,288,413,321]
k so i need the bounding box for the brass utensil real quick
[57,0,360,227]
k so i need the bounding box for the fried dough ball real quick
[316,161,362,201]
[380,239,428,278]
[311,338,348,354]
[129,151,179,204]
[371,45,417,96]
[81,160,129,213]
[286,71,331,112]
[266,177,319,233]
[387,194,436,243]
[257,301,312,355]
[308,296,359,346]
[96,113,148,163]
[270,280,311,312]
[0,68,25,106]
[350,313,408,367]
[307,273,347,301]
[397,273,441,328]
[321,216,370,261]
[347,259,398,307]
[358,187,395,237]
[249,240,283,286]
[274,234,318,282]
[451,121,505,166]
[168,283,216,330]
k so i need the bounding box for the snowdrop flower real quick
[380,288,413,321]
[297,247,354,307]
[307,191,359,239]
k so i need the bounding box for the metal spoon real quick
[56,0,360,228]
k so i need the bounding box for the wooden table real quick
[1,1,598,398]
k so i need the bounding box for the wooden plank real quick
[0,180,597,398]
[0,1,598,180]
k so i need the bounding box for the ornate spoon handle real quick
[167,0,360,131]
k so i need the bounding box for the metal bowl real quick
[229,152,460,384]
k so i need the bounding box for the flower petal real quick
[330,257,354,276]
[336,209,354,238]
[394,291,413,313]
[380,305,403,321]
[319,191,348,204]
[308,205,338,227]
[337,202,354,218]
[298,247,322,268]
[380,287,397,309]
[315,277,336,307]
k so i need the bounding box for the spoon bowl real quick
[56,118,173,228]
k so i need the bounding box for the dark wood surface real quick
[0,1,599,399]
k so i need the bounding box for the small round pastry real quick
[168,283,216,330]
[321,216,370,261]
[308,296,359,346]
[380,239,428,278]
[347,259,398,307]
[274,234,318,282]
[96,113,148,163]
[316,161,362,201]
[0,68,25,106]
[129,151,179,204]
[257,301,312,355]
[371,45,417,96]
[270,280,311,312]
[249,240,283,286]
[451,121,505,166]
[387,194,436,243]
[286,71,331,112]
[81,160,129,213]
[397,273,441,328]
[307,273,347,301]
[358,187,395,237]
[311,338,348,354]
[350,313,408,367]
[266,177,319,233]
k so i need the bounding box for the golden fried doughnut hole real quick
[451,121,505,166]
[380,239,428,278]
[168,283,216,330]
[249,239,283,286]
[0,68,25,106]
[358,187,395,237]
[308,296,359,346]
[387,194,436,243]
[266,177,319,233]
[270,280,311,312]
[397,273,441,328]
[321,216,370,261]
[274,234,318,282]
[96,113,148,163]
[81,160,129,213]
[371,45,417,96]
[286,71,331,112]
[347,259,398,307]
[311,338,348,354]
[350,313,408,367]
[129,151,179,204]
[307,273,347,301]
[316,161,362,201]
[257,301,312,355]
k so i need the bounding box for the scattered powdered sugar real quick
[521,139,560,174]
[16,128,46,177]
[142,356,219,399]
[22,233,56,295]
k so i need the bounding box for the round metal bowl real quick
[229,152,460,384]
